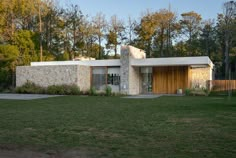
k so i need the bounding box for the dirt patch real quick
[167,118,202,123]
[0,146,92,158]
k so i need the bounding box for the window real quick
[91,67,120,92]
[92,67,106,91]
[107,74,120,85]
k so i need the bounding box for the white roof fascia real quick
[31,59,121,67]
[130,56,213,67]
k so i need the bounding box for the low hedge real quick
[16,81,80,95]
[185,88,209,96]
[16,82,127,96]
[15,81,45,94]
[47,84,80,95]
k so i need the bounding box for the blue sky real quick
[60,0,228,21]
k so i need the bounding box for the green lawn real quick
[0,96,235,158]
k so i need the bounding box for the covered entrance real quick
[152,66,190,94]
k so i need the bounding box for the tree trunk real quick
[72,22,76,60]
[114,44,117,58]
[147,41,151,57]
[160,28,164,57]
[39,4,43,62]
[225,37,229,80]
[11,11,14,40]
[11,63,15,88]
[98,36,101,59]
[188,27,193,56]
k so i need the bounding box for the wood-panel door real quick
[153,66,189,94]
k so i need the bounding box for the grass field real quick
[0,96,235,157]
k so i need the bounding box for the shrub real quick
[202,87,209,96]
[233,90,236,96]
[185,88,209,96]
[47,84,80,95]
[47,85,61,95]
[189,88,208,96]
[15,81,45,94]
[89,87,97,96]
[16,82,80,95]
[185,88,191,96]
[0,87,4,92]
[69,84,80,95]
[105,86,112,96]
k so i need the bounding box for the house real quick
[16,46,214,95]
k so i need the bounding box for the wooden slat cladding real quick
[153,66,189,94]
[208,80,236,91]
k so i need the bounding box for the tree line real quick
[0,0,236,90]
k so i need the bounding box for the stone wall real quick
[120,46,129,94]
[120,45,146,95]
[129,66,141,95]
[16,65,91,92]
[190,67,211,88]
[77,65,91,92]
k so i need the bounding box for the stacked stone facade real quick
[16,65,91,92]
[120,47,129,94]
[190,67,211,88]
[120,46,146,95]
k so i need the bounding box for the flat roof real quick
[31,56,213,68]
[31,59,121,67]
[131,56,213,68]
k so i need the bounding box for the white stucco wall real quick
[125,46,146,95]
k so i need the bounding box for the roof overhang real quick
[31,59,121,67]
[131,56,213,68]
[30,56,213,68]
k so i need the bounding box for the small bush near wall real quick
[89,87,97,96]
[47,84,80,95]
[16,81,45,94]
[185,89,192,96]
[105,86,112,96]
[185,88,208,96]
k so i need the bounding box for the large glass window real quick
[107,67,120,92]
[141,67,152,94]
[92,67,120,92]
[92,67,107,91]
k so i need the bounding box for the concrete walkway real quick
[122,94,184,99]
[0,93,62,100]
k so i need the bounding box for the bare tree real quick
[38,1,43,61]
[64,4,84,59]
[223,1,236,79]
[126,16,136,45]
[180,11,202,55]
[92,12,107,59]
[106,15,125,57]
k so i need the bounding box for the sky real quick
[59,0,228,22]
